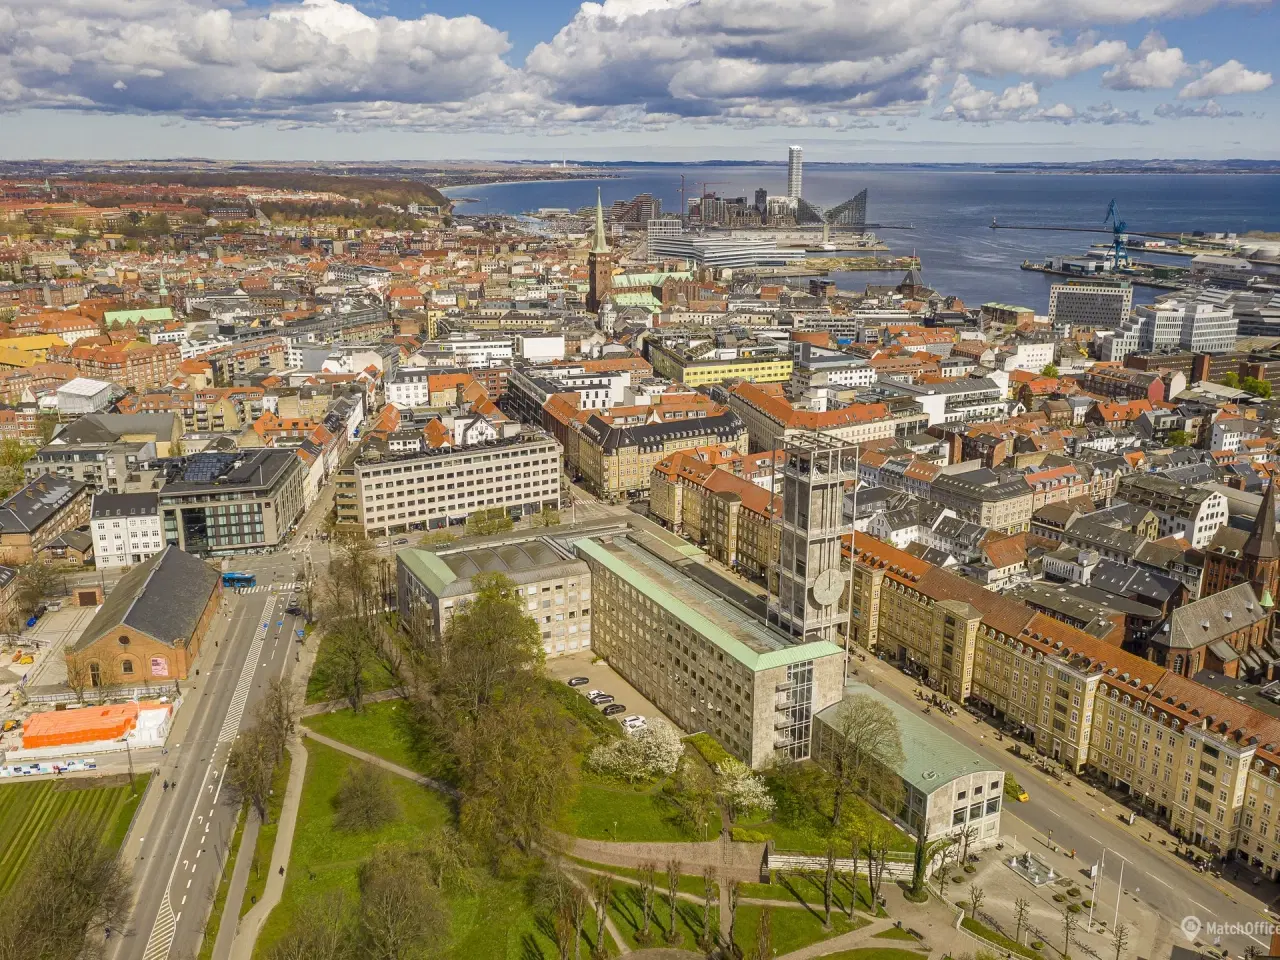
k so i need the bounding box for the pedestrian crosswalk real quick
[236,581,300,595]
[218,596,276,744]
[140,891,177,960]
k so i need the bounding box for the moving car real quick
[377,540,390,547]
[601,703,626,716]
[567,677,590,686]
[285,605,303,617]
[394,537,408,545]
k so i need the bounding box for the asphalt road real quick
[113,555,306,960]
[856,654,1279,959]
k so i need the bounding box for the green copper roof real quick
[816,681,1002,794]
[572,536,842,672]
[590,187,610,256]
[396,547,458,597]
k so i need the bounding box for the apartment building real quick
[119,387,266,433]
[397,535,591,658]
[1048,280,1133,331]
[1117,474,1227,548]
[90,492,163,570]
[930,470,1036,534]
[649,450,781,585]
[726,381,929,453]
[156,450,306,555]
[47,341,181,390]
[0,474,91,564]
[200,337,287,383]
[335,429,562,535]
[24,441,157,493]
[874,377,1006,427]
[648,339,793,387]
[575,527,844,768]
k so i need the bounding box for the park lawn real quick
[961,916,1044,960]
[812,949,926,960]
[874,926,920,941]
[740,872,879,916]
[305,631,397,704]
[605,879,714,950]
[566,780,713,843]
[198,806,246,960]
[239,753,292,919]
[732,902,864,956]
[301,699,454,782]
[254,740,603,960]
[567,856,712,898]
[0,772,148,895]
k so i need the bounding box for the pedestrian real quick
[279,865,285,876]
[163,780,168,791]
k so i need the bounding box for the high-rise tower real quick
[587,187,612,314]
[768,433,856,644]
[787,145,803,199]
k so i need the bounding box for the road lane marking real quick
[140,892,177,960]
[218,596,277,743]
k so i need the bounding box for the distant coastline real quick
[443,174,618,199]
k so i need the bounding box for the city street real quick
[111,551,306,960]
[856,653,1280,960]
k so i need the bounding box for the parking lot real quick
[545,650,675,732]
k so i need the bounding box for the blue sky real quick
[1,0,1276,161]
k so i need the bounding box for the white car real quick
[586,689,604,700]
[621,715,647,731]
[377,540,390,547]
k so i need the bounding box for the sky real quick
[0,0,1277,162]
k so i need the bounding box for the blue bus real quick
[221,572,257,589]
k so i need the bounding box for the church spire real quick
[1245,480,1280,562]
[590,187,609,255]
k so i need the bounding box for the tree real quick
[357,846,450,960]
[723,880,741,958]
[533,507,561,528]
[534,865,578,960]
[587,719,683,783]
[959,824,979,864]
[700,868,717,950]
[255,677,298,763]
[714,758,775,823]
[1244,376,1273,398]
[1062,905,1080,960]
[0,439,33,500]
[750,908,773,960]
[64,650,93,704]
[665,858,683,945]
[1221,371,1241,389]
[0,816,132,960]
[637,861,657,944]
[910,823,953,901]
[591,873,613,959]
[1113,921,1130,960]
[35,413,58,446]
[864,815,897,907]
[266,890,354,960]
[1013,897,1031,945]
[818,694,904,828]
[225,725,279,824]
[1167,429,1192,447]
[334,767,399,832]
[823,837,837,928]
[465,507,513,536]
[1041,363,1059,378]
[420,826,477,892]
[968,883,986,921]
[14,562,58,619]
[568,883,590,960]
[672,760,716,840]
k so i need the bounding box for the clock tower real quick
[587,188,612,314]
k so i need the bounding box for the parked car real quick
[567,677,590,687]
[286,605,303,617]
[586,689,605,699]
[621,715,646,731]
[601,703,626,716]
[588,693,614,706]
[377,540,390,547]
[394,537,408,545]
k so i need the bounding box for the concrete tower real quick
[768,433,856,644]
[787,145,803,199]
[587,188,612,314]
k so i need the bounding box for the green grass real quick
[198,805,247,960]
[0,772,148,895]
[542,679,619,742]
[240,753,292,918]
[605,879,714,949]
[565,780,714,843]
[254,740,609,960]
[874,926,920,941]
[812,949,926,960]
[961,916,1044,960]
[305,632,397,704]
[302,699,454,782]
[733,902,864,956]
[740,871,880,916]
[567,857,713,898]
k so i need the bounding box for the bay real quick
[444,165,1280,312]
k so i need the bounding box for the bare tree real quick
[637,861,657,944]
[665,858,682,945]
[1013,897,1031,945]
[865,816,895,907]
[591,873,613,959]
[334,767,398,833]
[1063,906,1080,960]
[64,651,93,704]
[534,865,577,960]
[255,676,299,762]
[420,826,476,892]
[823,838,837,928]
[225,725,278,824]
[700,868,717,949]
[820,693,906,828]
[266,890,353,960]
[724,880,741,958]
[357,846,449,960]
[568,884,589,960]
[959,824,979,864]
[1113,921,1130,960]
[968,883,986,921]
[751,908,773,960]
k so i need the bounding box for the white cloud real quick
[937,76,1145,124]
[1155,99,1243,118]
[1102,32,1189,89]
[1179,59,1274,98]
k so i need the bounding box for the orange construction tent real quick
[21,703,142,750]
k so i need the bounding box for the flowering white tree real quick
[715,758,775,822]
[588,720,684,784]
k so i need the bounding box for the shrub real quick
[963,864,977,873]
[1052,894,1066,903]
[1067,887,1081,898]
[333,767,399,832]
[731,827,769,843]
[1082,899,1093,908]
[685,733,732,767]
[588,719,684,784]
[1068,903,1082,914]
